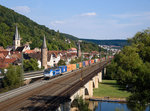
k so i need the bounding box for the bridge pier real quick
[94,75,99,88]
[98,71,102,83]
[102,67,106,77]
[79,87,85,99]
[84,79,93,98]
[89,80,93,97]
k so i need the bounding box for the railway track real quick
[0,60,110,111]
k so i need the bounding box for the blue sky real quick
[1,0,150,39]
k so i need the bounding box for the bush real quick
[2,65,23,89]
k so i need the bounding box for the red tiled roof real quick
[48,51,64,58]
[10,53,22,59]
[24,50,35,54]
[0,64,9,69]
[0,51,9,57]
[0,58,17,64]
[0,46,6,51]
[0,53,5,59]
[69,48,77,51]
[0,58,17,68]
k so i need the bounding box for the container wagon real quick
[85,61,89,66]
[71,64,76,70]
[91,60,94,64]
[82,61,86,67]
[79,62,82,68]
[59,66,67,73]
[76,63,79,69]
[67,64,72,72]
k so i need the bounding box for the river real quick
[88,101,150,111]
[57,100,150,111]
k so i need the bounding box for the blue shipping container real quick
[82,61,85,67]
[59,66,67,73]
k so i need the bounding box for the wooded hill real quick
[0,5,99,52]
[81,39,129,48]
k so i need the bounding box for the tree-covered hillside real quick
[81,39,129,48]
[0,5,99,52]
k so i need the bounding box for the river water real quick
[58,100,150,111]
[89,101,150,111]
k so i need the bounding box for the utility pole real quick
[79,40,83,81]
[21,51,24,86]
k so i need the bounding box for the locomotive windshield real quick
[44,69,49,74]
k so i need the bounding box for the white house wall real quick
[37,60,41,68]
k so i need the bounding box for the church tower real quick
[13,25,20,51]
[41,35,47,69]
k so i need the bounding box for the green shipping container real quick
[76,63,79,68]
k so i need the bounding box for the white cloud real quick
[50,20,65,26]
[80,12,97,16]
[12,6,31,14]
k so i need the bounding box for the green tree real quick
[2,65,23,89]
[23,58,39,72]
[107,28,150,104]
[72,97,91,111]
[106,60,117,79]
[70,59,77,64]
[57,59,66,66]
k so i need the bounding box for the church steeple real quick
[13,25,21,51]
[42,35,47,48]
[13,25,20,40]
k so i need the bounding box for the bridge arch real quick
[93,81,95,88]
[85,88,89,95]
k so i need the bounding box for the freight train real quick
[43,56,113,79]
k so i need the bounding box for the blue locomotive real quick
[43,66,67,78]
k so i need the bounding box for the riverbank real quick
[93,80,131,101]
[89,96,126,103]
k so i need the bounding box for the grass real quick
[93,80,131,98]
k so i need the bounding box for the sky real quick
[1,0,150,40]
